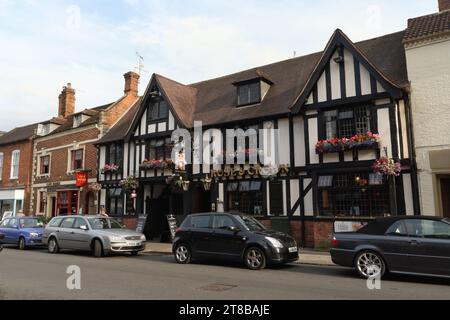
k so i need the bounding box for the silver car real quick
[42,215,146,257]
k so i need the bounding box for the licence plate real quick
[128,242,141,246]
[288,247,298,253]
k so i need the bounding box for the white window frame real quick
[0,152,3,180]
[10,150,20,179]
[38,153,51,177]
[67,146,86,174]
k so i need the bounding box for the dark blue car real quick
[0,217,45,249]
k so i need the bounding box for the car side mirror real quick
[227,226,239,233]
[80,225,88,231]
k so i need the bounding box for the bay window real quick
[318,173,389,217]
[107,144,123,167]
[147,98,169,122]
[147,137,172,160]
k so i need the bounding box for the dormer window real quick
[237,81,261,106]
[73,114,82,128]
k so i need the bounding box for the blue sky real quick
[0,0,437,131]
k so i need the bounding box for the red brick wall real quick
[0,139,34,214]
[289,220,333,249]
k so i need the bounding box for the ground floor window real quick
[57,191,78,215]
[227,181,263,215]
[318,173,389,217]
[39,191,47,213]
[0,199,14,218]
[107,188,124,216]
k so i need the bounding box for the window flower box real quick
[315,132,381,154]
[101,164,121,174]
[140,159,175,171]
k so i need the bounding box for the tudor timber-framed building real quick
[96,27,421,248]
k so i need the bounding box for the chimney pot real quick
[124,71,140,96]
[439,0,450,12]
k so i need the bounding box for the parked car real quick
[0,216,45,249]
[330,216,450,279]
[42,215,146,257]
[172,212,299,270]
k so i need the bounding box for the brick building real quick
[30,71,140,217]
[0,124,37,217]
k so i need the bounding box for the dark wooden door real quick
[441,178,450,218]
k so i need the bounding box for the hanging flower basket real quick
[140,159,175,170]
[372,157,401,176]
[88,182,102,192]
[120,175,139,192]
[101,163,121,174]
[316,132,381,154]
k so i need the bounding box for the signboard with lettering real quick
[166,214,178,241]
[75,171,88,187]
[136,214,148,234]
[334,221,367,233]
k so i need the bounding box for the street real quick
[1,247,450,300]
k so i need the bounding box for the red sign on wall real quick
[76,171,88,187]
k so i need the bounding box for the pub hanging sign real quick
[76,170,89,187]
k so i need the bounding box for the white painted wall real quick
[403,173,414,216]
[308,118,319,164]
[277,118,290,165]
[293,116,305,167]
[330,51,341,100]
[406,38,450,215]
[303,178,313,216]
[344,48,356,97]
[99,146,106,181]
[377,108,393,158]
[290,179,300,216]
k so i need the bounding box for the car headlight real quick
[109,236,124,243]
[140,235,146,241]
[29,232,39,238]
[265,236,284,248]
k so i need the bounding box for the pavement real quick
[1,247,450,300]
[143,242,334,266]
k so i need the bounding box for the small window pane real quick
[369,173,383,185]
[318,176,333,187]
[190,216,210,228]
[239,181,250,192]
[227,182,238,192]
[159,100,169,118]
[386,221,408,236]
[213,215,235,229]
[250,181,262,191]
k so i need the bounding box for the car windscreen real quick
[19,219,42,228]
[87,218,123,230]
[234,215,266,232]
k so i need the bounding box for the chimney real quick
[124,71,140,96]
[439,0,450,11]
[58,83,75,118]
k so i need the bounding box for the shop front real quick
[0,188,24,218]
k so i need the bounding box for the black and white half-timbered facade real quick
[96,29,420,248]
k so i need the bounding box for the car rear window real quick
[189,215,211,229]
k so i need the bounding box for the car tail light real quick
[331,236,339,247]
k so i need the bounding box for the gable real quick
[292,29,404,113]
[304,47,387,106]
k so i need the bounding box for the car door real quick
[0,219,10,243]
[210,215,246,258]
[58,217,76,249]
[380,220,412,272]
[6,218,20,244]
[189,215,214,256]
[404,219,450,276]
[70,218,91,251]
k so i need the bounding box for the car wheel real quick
[355,250,386,279]
[174,244,191,264]
[48,238,59,254]
[18,237,26,250]
[93,239,104,258]
[244,247,266,270]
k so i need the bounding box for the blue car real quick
[0,217,45,249]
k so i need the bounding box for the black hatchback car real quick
[172,213,299,270]
[331,216,450,279]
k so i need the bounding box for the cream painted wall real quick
[406,38,450,215]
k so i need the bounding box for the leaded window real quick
[322,106,371,139]
[318,173,388,217]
